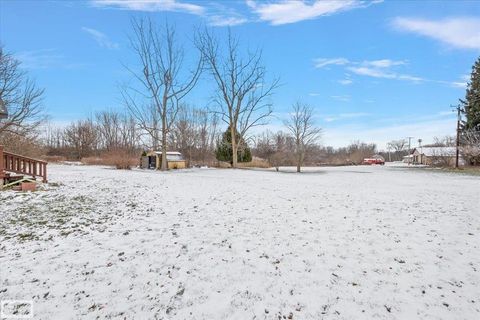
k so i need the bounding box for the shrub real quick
[215,126,252,165]
[81,150,138,169]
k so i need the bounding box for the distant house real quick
[403,154,414,164]
[412,147,463,166]
[141,151,187,170]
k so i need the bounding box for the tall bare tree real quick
[285,102,321,172]
[168,104,219,166]
[122,18,203,170]
[387,139,407,152]
[96,110,121,151]
[461,129,480,165]
[0,47,45,139]
[197,29,279,168]
[64,119,98,160]
[95,110,139,152]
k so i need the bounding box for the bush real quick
[81,150,138,169]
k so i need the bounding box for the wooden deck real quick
[0,145,48,184]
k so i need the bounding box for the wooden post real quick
[43,163,47,183]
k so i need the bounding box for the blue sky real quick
[1,0,479,149]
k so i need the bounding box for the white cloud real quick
[91,0,247,27]
[447,81,465,88]
[331,95,350,102]
[315,58,468,88]
[348,66,394,78]
[259,109,456,149]
[314,58,350,68]
[208,15,248,27]
[362,59,406,68]
[345,59,424,83]
[314,58,422,83]
[448,74,470,88]
[91,0,205,15]
[247,0,381,25]
[323,112,369,122]
[397,74,424,82]
[82,27,119,49]
[323,116,456,149]
[348,66,424,82]
[16,49,85,70]
[392,17,480,50]
[338,79,353,85]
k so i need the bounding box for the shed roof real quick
[152,151,182,155]
[414,147,456,157]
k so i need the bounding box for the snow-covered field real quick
[1,164,479,319]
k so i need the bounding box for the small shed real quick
[141,151,187,170]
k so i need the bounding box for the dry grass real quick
[41,155,67,163]
[82,151,139,169]
[235,157,271,168]
[81,157,105,166]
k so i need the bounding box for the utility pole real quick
[406,136,414,153]
[418,138,423,164]
[455,105,462,168]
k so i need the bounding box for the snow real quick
[1,164,479,319]
[414,147,457,157]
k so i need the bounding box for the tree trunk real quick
[230,125,237,168]
[296,149,303,173]
[153,127,159,151]
[161,118,168,171]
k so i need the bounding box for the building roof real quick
[153,151,182,155]
[414,147,456,157]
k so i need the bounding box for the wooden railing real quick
[0,145,48,183]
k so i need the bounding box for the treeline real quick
[43,105,220,165]
[253,132,377,167]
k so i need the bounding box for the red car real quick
[363,158,385,165]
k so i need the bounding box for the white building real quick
[412,147,463,166]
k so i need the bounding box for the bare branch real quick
[196,28,279,167]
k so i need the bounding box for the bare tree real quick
[96,111,121,151]
[122,18,203,170]
[346,140,377,164]
[197,29,279,168]
[285,102,321,172]
[95,110,139,152]
[168,104,219,166]
[430,135,456,147]
[461,129,480,165]
[0,46,45,139]
[387,139,407,152]
[64,119,98,160]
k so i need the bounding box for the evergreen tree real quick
[461,57,480,131]
[215,126,252,165]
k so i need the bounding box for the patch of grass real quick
[424,166,480,176]
[0,193,114,242]
[17,232,36,241]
